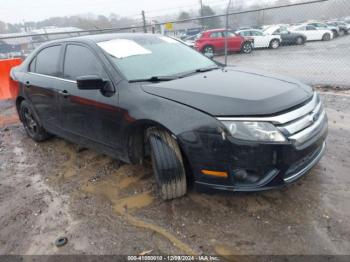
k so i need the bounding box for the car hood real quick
[141,67,313,116]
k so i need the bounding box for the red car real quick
[194,29,254,54]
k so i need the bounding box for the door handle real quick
[58,90,70,97]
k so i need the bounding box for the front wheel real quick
[147,128,187,200]
[269,39,280,49]
[241,42,253,54]
[20,100,50,142]
[322,33,331,41]
[296,36,305,45]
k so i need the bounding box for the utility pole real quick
[224,0,232,66]
[199,0,203,27]
[141,10,147,33]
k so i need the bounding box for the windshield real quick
[97,35,216,81]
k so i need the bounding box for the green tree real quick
[178,11,191,21]
[200,5,221,29]
[0,21,6,33]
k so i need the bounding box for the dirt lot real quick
[0,89,350,257]
[216,35,350,88]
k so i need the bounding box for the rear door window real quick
[63,44,106,80]
[210,32,223,38]
[35,45,62,76]
[252,31,263,36]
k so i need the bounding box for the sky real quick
[0,0,271,23]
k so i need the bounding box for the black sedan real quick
[11,34,327,200]
[264,26,307,45]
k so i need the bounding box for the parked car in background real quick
[235,29,282,49]
[326,21,350,35]
[194,29,254,54]
[11,33,328,200]
[183,34,200,48]
[264,25,306,45]
[290,24,333,41]
[307,22,340,37]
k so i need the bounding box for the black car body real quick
[11,33,328,199]
[264,26,307,45]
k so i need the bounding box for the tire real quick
[202,45,214,54]
[241,42,253,54]
[322,33,331,41]
[147,127,187,200]
[296,36,304,45]
[19,100,50,142]
[269,39,280,49]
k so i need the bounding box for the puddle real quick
[78,162,197,255]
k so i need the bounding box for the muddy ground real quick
[0,89,349,257]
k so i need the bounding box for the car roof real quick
[236,29,262,33]
[202,28,226,33]
[39,33,163,46]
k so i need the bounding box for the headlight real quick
[221,121,286,142]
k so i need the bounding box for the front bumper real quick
[178,93,328,192]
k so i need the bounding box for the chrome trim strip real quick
[278,101,322,135]
[284,142,326,183]
[289,110,326,144]
[217,92,318,125]
[28,72,77,83]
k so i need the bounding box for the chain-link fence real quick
[1,0,349,86]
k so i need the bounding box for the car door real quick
[209,32,225,52]
[25,44,63,129]
[225,31,242,51]
[59,43,123,151]
[306,25,319,40]
[251,30,266,48]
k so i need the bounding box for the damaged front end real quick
[177,92,328,192]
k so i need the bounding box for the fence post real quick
[142,10,147,33]
[224,0,232,66]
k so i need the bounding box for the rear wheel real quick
[269,39,280,49]
[241,42,253,54]
[147,128,187,200]
[202,45,214,54]
[322,33,331,41]
[20,100,50,142]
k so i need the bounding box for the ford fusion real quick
[11,33,327,200]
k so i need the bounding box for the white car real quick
[307,22,340,37]
[289,24,333,41]
[235,29,282,49]
[183,34,201,48]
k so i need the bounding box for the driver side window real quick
[63,44,106,81]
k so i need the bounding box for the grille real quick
[276,93,327,147]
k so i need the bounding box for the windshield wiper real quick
[195,66,220,73]
[176,66,221,78]
[129,76,179,83]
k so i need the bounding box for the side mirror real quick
[77,75,108,90]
